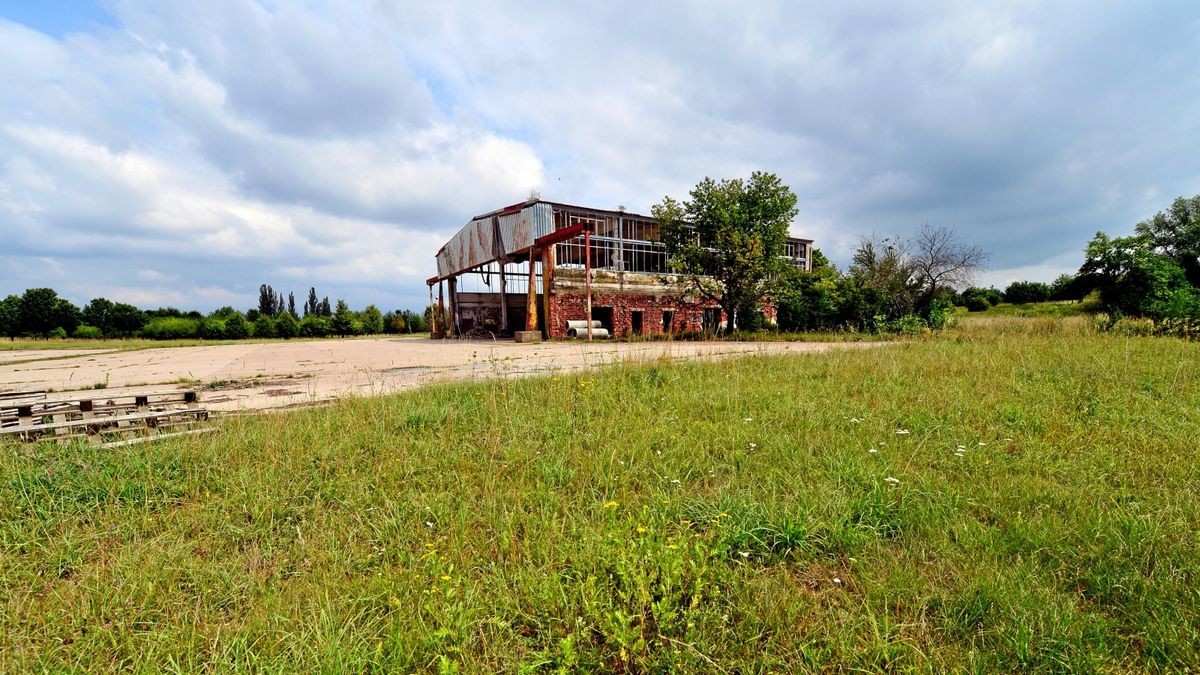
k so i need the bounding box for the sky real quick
[1,1,1198,312]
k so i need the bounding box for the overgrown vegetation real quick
[2,317,1197,671]
[775,225,985,334]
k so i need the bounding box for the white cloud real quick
[1,0,1198,310]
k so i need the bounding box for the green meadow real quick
[2,317,1198,672]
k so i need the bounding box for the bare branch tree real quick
[910,224,988,302]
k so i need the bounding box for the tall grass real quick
[1,322,1198,671]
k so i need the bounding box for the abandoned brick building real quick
[427,200,813,339]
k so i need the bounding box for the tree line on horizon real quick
[0,284,429,340]
[774,192,1199,336]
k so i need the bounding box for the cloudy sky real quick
[2,1,1197,311]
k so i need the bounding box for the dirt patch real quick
[0,337,884,412]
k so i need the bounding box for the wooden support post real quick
[585,229,593,342]
[541,245,554,338]
[448,275,460,337]
[17,405,32,429]
[428,283,439,337]
[525,248,539,332]
[498,262,508,332]
[437,281,446,339]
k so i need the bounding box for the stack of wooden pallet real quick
[0,389,210,445]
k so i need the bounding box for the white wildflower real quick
[748,443,757,450]
[738,551,751,558]
[884,476,900,485]
[833,577,843,585]
[743,417,753,423]
[850,417,861,424]
[978,441,987,446]
[868,447,878,454]
[895,429,911,435]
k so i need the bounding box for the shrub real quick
[1003,281,1052,304]
[925,298,951,329]
[300,315,331,338]
[141,317,201,339]
[48,326,68,339]
[73,324,103,339]
[223,315,251,339]
[275,312,299,338]
[252,314,276,339]
[961,287,1001,312]
[360,305,384,335]
[200,318,226,339]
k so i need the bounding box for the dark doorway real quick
[630,310,643,336]
[702,308,721,334]
[591,306,614,332]
[662,310,674,333]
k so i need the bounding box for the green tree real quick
[18,288,61,337]
[86,298,146,337]
[299,314,331,337]
[210,306,244,321]
[1049,273,1087,301]
[331,299,355,336]
[109,303,146,336]
[1135,194,1200,286]
[960,286,1003,312]
[776,250,844,331]
[223,315,251,339]
[383,310,403,333]
[403,309,427,333]
[360,305,384,335]
[258,284,278,316]
[275,311,300,338]
[653,171,798,331]
[846,235,920,323]
[200,318,226,339]
[0,295,19,339]
[82,298,116,335]
[252,314,276,338]
[306,287,319,316]
[1003,281,1052,304]
[52,298,82,335]
[1080,232,1194,318]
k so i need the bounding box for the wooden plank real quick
[0,390,46,401]
[0,408,209,437]
[100,427,218,449]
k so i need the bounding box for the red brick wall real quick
[547,292,725,338]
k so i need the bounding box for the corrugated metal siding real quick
[436,217,493,278]
[436,203,552,278]
[529,202,554,239]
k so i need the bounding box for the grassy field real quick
[966,298,1097,318]
[2,317,1198,671]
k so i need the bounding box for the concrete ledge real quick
[513,331,543,343]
